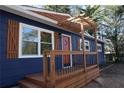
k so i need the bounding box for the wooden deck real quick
[19,50,100,88]
[19,65,100,88]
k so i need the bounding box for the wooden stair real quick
[19,80,41,88]
[19,67,100,88]
[19,73,46,88]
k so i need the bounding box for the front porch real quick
[19,15,100,88]
[19,50,100,88]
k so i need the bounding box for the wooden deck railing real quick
[43,50,98,87]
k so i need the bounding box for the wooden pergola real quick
[42,15,100,87]
[58,14,99,70]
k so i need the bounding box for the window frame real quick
[80,39,90,51]
[19,23,54,58]
[97,43,102,52]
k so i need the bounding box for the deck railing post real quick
[80,21,86,71]
[43,51,48,84]
[50,51,56,87]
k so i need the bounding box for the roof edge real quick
[0,5,58,24]
[21,5,71,17]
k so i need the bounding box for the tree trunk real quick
[114,27,120,62]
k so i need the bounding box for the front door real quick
[62,34,71,68]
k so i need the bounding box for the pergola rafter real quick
[58,15,97,32]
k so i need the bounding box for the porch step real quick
[19,73,46,88]
[19,80,41,88]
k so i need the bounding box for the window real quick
[97,43,102,52]
[40,32,52,54]
[80,39,90,51]
[22,27,38,55]
[19,23,54,58]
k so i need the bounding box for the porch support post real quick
[94,27,99,67]
[80,20,86,71]
[50,51,56,87]
[43,51,48,83]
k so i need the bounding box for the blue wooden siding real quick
[0,10,105,87]
[0,10,77,87]
[0,10,2,87]
[98,41,105,65]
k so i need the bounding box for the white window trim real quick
[85,40,90,51]
[80,39,90,51]
[18,23,54,58]
[97,43,102,52]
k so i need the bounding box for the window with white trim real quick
[97,43,102,52]
[40,32,52,54]
[80,39,90,51]
[22,27,38,55]
[19,23,54,58]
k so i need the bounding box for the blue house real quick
[0,6,105,88]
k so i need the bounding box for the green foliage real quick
[102,5,124,62]
[43,5,71,14]
[79,5,103,23]
[78,5,103,35]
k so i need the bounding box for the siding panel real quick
[0,10,2,87]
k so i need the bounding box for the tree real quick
[102,5,124,62]
[43,5,71,14]
[80,5,102,22]
[77,5,104,36]
[76,5,124,62]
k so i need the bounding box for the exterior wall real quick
[84,37,105,65]
[0,10,2,87]
[0,10,105,87]
[73,36,105,65]
[98,41,105,65]
[85,37,96,65]
[0,10,78,87]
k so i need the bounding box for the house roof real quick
[0,5,76,34]
[31,10,70,23]
[0,5,104,42]
[30,10,97,33]
[21,5,97,33]
[0,5,96,33]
